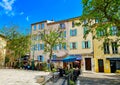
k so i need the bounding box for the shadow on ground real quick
[79,75,120,85]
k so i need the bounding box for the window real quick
[83,27,88,35]
[33,25,36,30]
[38,55,44,62]
[70,29,77,36]
[83,20,88,25]
[72,21,75,27]
[70,42,77,49]
[52,55,57,59]
[97,30,105,37]
[95,19,99,23]
[38,44,44,50]
[112,42,118,54]
[63,43,67,50]
[82,41,91,48]
[64,31,66,37]
[38,24,41,29]
[41,23,44,29]
[103,43,110,54]
[60,23,65,29]
[110,26,117,36]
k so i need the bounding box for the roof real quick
[47,16,81,25]
[31,16,81,25]
[31,20,48,25]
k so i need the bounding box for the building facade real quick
[0,34,6,67]
[31,17,94,72]
[94,28,120,73]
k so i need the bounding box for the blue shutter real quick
[70,43,72,49]
[64,31,66,37]
[37,56,40,61]
[42,44,44,50]
[88,41,91,48]
[83,27,87,35]
[64,43,67,50]
[82,41,85,49]
[74,29,77,36]
[42,56,44,62]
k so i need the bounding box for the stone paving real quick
[0,69,50,85]
[46,72,120,85]
[79,72,120,85]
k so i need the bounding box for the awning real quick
[63,54,82,62]
[63,55,76,62]
[106,57,120,60]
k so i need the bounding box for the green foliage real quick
[69,80,75,85]
[41,62,48,71]
[81,0,120,42]
[5,57,9,64]
[0,25,31,60]
[37,28,65,65]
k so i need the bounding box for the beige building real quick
[31,17,94,72]
[0,34,6,67]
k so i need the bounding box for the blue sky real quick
[0,0,82,33]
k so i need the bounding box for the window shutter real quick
[70,43,72,49]
[97,30,100,37]
[110,27,113,35]
[64,31,66,37]
[42,44,44,50]
[42,56,44,62]
[76,42,78,49]
[88,41,91,48]
[83,27,87,35]
[82,41,85,48]
[75,29,77,36]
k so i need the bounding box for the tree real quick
[80,0,120,42]
[0,25,31,67]
[38,28,66,70]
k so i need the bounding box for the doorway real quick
[85,58,91,71]
[110,60,116,73]
[98,59,104,72]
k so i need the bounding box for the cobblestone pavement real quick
[0,69,50,85]
[46,72,120,85]
[79,72,120,85]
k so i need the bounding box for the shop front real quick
[106,57,120,73]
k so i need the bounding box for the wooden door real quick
[85,58,91,70]
[98,59,104,72]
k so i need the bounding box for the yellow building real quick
[0,34,6,67]
[93,26,120,73]
[31,17,94,72]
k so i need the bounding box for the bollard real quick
[76,79,80,85]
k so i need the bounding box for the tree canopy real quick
[80,0,120,42]
[38,28,66,60]
[0,25,31,60]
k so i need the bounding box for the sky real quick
[0,0,83,33]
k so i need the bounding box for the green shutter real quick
[88,41,91,48]
[70,43,72,49]
[76,42,78,49]
[75,29,77,36]
[83,27,87,35]
[82,41,85,48]
[97,30,100,37]
[42,44,44,50]
[110,27,113,35]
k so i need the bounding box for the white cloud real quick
[20,12,24,15]
[26,16,29,21]
[0,0,16,16]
